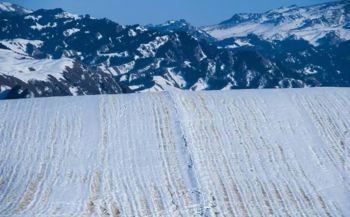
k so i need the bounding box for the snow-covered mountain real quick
[0,47,124,99]
[1,88,350,216]
[0,2,31,16]
[0,1,350,99]
[0,4,289,97]
[0,39,125,99]
[203,1,350,46]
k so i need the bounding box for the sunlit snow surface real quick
[0,88,350,216]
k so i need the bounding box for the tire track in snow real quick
[153,93,192,216]
[165,92,204,212]
[1,100,38,214]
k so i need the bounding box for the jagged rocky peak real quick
[161,19,190,28]
[148,19,216,42]
[148,19,191,30]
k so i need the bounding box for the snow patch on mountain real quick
[55,11,80,20]
[128,29,137,37]
[63,28,80,37]
[114,61,135,75]
[0,39,43,55]
[190,78,208,90]
[31,22,58,30]
[0,49,73,82]
[0,2,15,12]
[137,36,169,58]
[24,15,42,21]
[0,2,32,14]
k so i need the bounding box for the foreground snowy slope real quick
[0,88,350,216]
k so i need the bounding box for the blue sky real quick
[6,0,335,26]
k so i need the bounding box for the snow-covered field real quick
[0,88,349,216]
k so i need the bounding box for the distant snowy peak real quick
[155,19,191,29]
[0,2,32,15]
[203,1,350,45]
[148,19,216,42]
